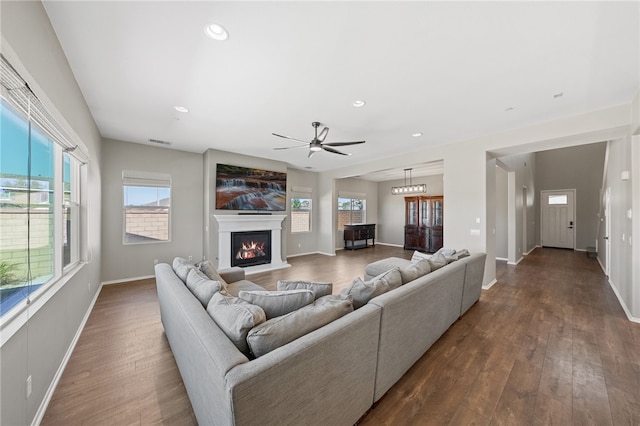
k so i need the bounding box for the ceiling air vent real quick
[149,138,171,146]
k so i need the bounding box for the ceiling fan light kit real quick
[272,121,365,158]
[392,168,426,195]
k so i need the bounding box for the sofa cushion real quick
[427,252,449,271]
[276,280,333,299]
[186,268,222,307]
[226,279,265,297]
[247,294,354,358]
[410,251,431,263]
[172,257,197,282]
[342,268,402,309]
[365,257,411,279]
[206,292,266,355]
[238,290,314,319]
[197,260,229,292]
[399,258,432,284]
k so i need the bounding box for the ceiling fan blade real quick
[271,133,309,144]
[322,146,350,156]
[323,140,366,147]
[308,150,315,158]
[317,127,329,142]
[274,145,309,150]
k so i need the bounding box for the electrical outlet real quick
[154,259,159,265]
[87,282,91,292]
[188,256,193,262]
[26,375,32,398]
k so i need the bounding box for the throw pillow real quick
[207,292,266,355]
[410,251,431,263]
[399,258,432,283]
[247,294,354,358]
[172,257,196,282]
[276,280,333,300]
[197,260,229,293]
[186,268,222,307]
[238,290,314,319]
[341,267,402,309]
[427,252,448,271]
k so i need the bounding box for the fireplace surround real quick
[213,214,290,274]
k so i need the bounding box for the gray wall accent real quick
[535,143,606,250]
[334,177,379,249]
[203,149,289,265]
[1,2,103,425]
[495,167,508,259]
[101,139,204,282]
[376,175,444,246]
[286,168,320,257]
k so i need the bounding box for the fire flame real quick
[236,240,266,260]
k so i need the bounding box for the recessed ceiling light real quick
[412,132,423,137]
[352,100,366,108]
[505,107,514,112]
[553,92,563,99]
[205,23,229,41]
[174,106,189,113]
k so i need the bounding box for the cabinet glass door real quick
[421,199,430,226]
[433,199,443,227]
[407,198,418,225]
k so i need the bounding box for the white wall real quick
[376,175,444,246]
[494,167,508,259]
[101,139,204,282]
[334,177,378,249]
[286,168,319,257]
[1,2,103,425]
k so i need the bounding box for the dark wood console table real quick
[343,224,376,250]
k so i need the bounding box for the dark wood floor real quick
[42,246,640,425]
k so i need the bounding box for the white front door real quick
[541,189,575,249]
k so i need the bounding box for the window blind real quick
[122,170,171,188]
[0,53,89,164]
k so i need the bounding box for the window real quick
[548,194,568,205]
[122,170,171,244]
[337,197,366,230]
[291,197,311,233]
[0,99,82,317]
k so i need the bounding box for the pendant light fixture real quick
[391,168,426,195]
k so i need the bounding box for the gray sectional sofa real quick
[155,252,486,426]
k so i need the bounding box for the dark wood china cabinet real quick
[404,196,443,253]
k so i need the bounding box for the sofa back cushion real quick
[198,260,229,292]
[238,290,314,319]
[186,268,222,307]
[246,295,354,358]
[399,259,432,284]
[276,280,333,299]
[207,292,266,355]
[342,268,402,309]
[173,257,196,282]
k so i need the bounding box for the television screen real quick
[216,164,287,211]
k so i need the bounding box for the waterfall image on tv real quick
[215,164,287,211]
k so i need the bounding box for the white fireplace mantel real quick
[212,214,290,274]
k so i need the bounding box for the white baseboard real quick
[482,279,497,290]
[495,257,508,262]
[597,256,606,274]
[317,251,337,257]
[574,248,586,252]
[507,256,523,266]
[524,246,537,255]
[375,242,404,248]
[32,282,104,426]
[287,251,321,259]
[607,278,640,323]
[101,275,154,286]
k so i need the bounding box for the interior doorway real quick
[522,186,527,255]
[541,189,576,249]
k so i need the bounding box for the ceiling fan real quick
[272,121,365,158]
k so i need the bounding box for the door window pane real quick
[548,195,568,205]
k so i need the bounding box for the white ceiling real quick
[42,1,639,177]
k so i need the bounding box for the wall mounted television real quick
[215,164,287,211]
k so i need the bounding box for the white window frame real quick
[337,192,366,230]
[122,170,172,245]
